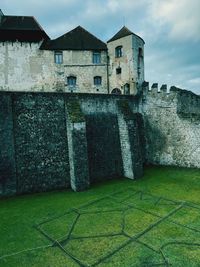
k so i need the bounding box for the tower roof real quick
[107,26,144,43]
[40,26,107,51]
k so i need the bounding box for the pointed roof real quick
[40,26,107,51]
[107,26,144,43]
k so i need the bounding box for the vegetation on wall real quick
[66,100,85,123]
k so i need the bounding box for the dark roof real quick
[0,15,49,42]
[40,26,107,51]
[107,26,145,43]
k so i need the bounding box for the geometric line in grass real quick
[34,189,200,267]
[161,242,200,266]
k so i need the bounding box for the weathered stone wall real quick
[118,101,144,179]
[66,100,90,191]
[0,92,143,196]
[132,35,145,86]
[86,114,123,182]
[13,94,70,194]
[0,34,144,96]
[142,85,200,168]
[107,34,144,95]
[0,42,108,94]
[0,42,55,92]
[0,95,16,195]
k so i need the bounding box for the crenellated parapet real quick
[142,82,200,118]
[142,82,178,109]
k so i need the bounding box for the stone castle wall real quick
[0,92,144,196]
[1,85,199,197]
[142,83,200,168]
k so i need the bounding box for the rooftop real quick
[40,26,107,51]
[0,13,49,42]
[107,26,145,43]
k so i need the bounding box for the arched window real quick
[111,88,122,95]
[138,48,143,79]
[124,83,130,95]
[67,76,76,87]
[94,76,102,86]
[138,48,143,58]
[115,46,123,58]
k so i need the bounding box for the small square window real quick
[93,52,101,64]
[54,51,63,64]
[116,67,122,74]
[115,46,123,58]
[67,76,76,86]
[94,76,102,86]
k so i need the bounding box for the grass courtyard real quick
[0,166,200,267]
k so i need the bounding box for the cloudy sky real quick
[1,0,200,94]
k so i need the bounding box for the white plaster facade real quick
[0,42,108,93]
[0,19,144,95]
[108,33,145,95]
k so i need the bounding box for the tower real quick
[107,26,145,95]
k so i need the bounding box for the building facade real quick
[108,27,145,95]
[0,10,145,94]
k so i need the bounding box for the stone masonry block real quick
[66,100,90,191]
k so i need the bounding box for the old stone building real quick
[108,26,144,95]
[0,11,200,197]
[0,10,144,94]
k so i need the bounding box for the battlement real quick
[143,82,179,94]
[142,82,179,108]
[142,82,200,118]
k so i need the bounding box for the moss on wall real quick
[117,100,133,120]
[66,100,85,123]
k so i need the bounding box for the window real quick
[138,48,143,79]
[93,52,101,64]
[54,51,63,64]
[115,46,123,58]
[67,76,76,87]
[124,83,130,95]
[94,76,102,86]
[116,67,122,74]
[111,88,122,95]
[138,47,143,58]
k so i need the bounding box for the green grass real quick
[0,165,200,266]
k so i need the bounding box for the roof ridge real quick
[107,26,144,43]
[0,15,50,42]
[53,25,106,46]
[40,25,107,51]
[76,26,106,46]
[31,16,49,37]
[3,15,35,18]
[107,26,133,43]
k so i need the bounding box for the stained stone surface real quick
[142,87,200,168]
[0,92,142,196]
